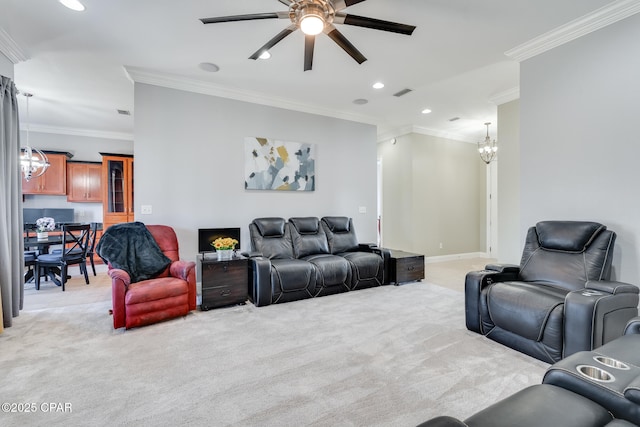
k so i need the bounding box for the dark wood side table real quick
[200,254,248,311]
[389,249,425,285]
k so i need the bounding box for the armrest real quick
[624,376,640,405]
[485,263,520,274]
[586,280,639,295]
[417,416,468,427]
[624,316,640,335]
[242,251,263,258]
[465,267,520,333]
[247,257,274,307]
[108,268,131,329]
[565,285,640,356]
[169,260,196,281]
[108,268,131,286]
[358,243,378,250]
[170,260,197,310]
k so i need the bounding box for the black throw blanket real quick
[96,222,171,283]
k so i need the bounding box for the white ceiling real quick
[0,0,623,142]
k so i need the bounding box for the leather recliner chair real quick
[108,224,196,329]
[465,221,639,363]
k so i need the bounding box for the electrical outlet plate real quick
[141,205,152,215]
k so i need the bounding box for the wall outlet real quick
[358,206,367,214]
[439,242,443,249]
[141,205,153,215]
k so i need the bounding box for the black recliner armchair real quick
[465,221,638,363]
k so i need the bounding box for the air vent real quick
[449,117,460,122]
[393,88,413,97]
[117,109,131,116]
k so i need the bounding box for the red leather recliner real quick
[109,225,196,329]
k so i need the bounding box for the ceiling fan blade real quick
[325,26,367,64]
[277,0,293,6]
[249,25,298,60]
[200,12,288,25]
[304,35,315,71]
[334,13,416,35]
[333,0,368,12]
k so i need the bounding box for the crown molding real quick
[489,87,520,105]
[377,126,414,143]
[505,0,640,62]
[0,26,29,63]
[124,66,378,126]
[22,123,133,141]
[412,126,475,144]
[377,125,474,144]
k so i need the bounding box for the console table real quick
[389,249,425,285]
[200,254,248,311]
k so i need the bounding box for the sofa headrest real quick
[253,217,286,237]
[536,221,606,252]
[289,217,320,234]
[322,216,351,233]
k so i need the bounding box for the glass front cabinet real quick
[101,153,134,231]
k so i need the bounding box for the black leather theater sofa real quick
[418,317,640,427]
[246,216,390,307]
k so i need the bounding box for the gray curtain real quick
[0,75,24,331]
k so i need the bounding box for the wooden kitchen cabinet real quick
[67,162,103,202]
[101,153,134,231]
[22,152,70,195]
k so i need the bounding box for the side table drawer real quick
[202,284,246,311]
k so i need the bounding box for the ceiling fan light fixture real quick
[300,14,324,35]
[59,0,85,11]
[298,3,326,36]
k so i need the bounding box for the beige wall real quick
[378,133,486,257]
[496,99,521,264]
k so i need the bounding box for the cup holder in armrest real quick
[594,356,630,370]
[577,365,615,383]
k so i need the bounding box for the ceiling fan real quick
[200,0,416,71]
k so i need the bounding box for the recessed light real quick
[421,108,432,114]
[198,62,220,72]
[258,51,271,60]
[372,82,384,89]
[353,99,369,105]
[59,0,85,11]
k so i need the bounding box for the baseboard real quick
[425,252,491,263]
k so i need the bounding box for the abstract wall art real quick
[244,137,316,191]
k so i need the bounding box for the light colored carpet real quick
[1,262,548,426]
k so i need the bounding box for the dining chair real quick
[35,223,91,291]
[23,223,39,283]
[86,222,99,276]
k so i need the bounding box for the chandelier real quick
[20,93,50,181]
[478,122,498,164]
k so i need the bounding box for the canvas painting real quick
[244,137,316,191]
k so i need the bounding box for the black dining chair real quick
[86,222,99,276]
[35,223,91,291]
[23,223,39,283]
